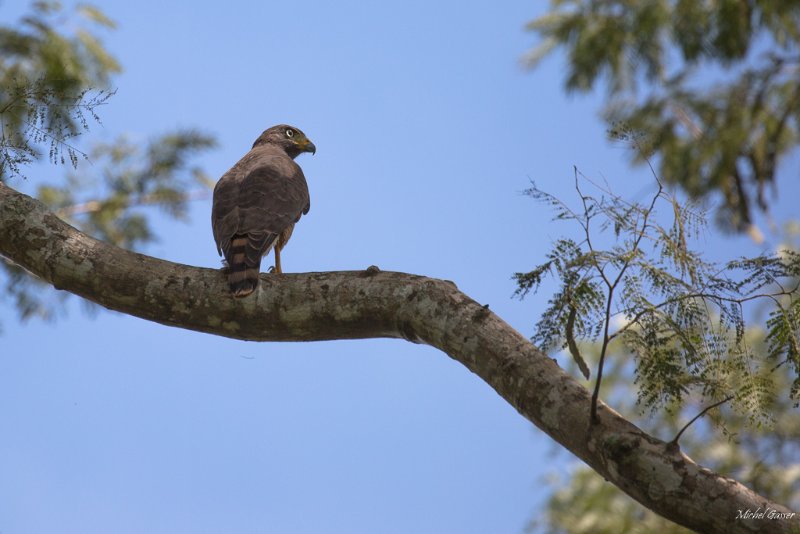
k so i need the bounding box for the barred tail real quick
[226,235,262,298]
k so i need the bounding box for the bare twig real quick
[670,395,735,446]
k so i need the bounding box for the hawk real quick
[212,124,316,298]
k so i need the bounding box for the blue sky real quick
[2,2,799,533]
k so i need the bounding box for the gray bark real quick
[0,181,796,533]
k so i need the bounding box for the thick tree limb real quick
[0,181,796,533]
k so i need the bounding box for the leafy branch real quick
[0,1,122,181]
[0,79,113,179]
[0,129,216,326]
[527,2,800,234]
[515,169,800,431]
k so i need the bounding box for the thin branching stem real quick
[670,395,735,445]
[575,167,609,285]
[22,121,88,160]
[608,286,800,342]
[591,287,616,422]
[520,155,800,433]
[591,180,662,422]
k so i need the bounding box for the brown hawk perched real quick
[212,124,316,298]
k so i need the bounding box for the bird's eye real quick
[285,129,294,138]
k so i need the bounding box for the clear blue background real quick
[1,2,798,533]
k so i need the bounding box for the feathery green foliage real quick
[515,169,800,426]
[0,3,216,325]
[529,345,800,533]
[527,1,800,232]
[0,79,113,179]
[0,1,120,181]
[43,131,217,248]
[1,129,216,324]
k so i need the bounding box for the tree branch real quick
[670,395,735,446]
[0,181,796,533]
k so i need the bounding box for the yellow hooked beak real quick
[301,138,316,155]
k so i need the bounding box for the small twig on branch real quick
[565,304,590,379]
[591,177,662,423]
[670,395,735,446]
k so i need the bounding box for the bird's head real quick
[252,124,316,159]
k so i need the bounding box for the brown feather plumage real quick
[211,125,314,298]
